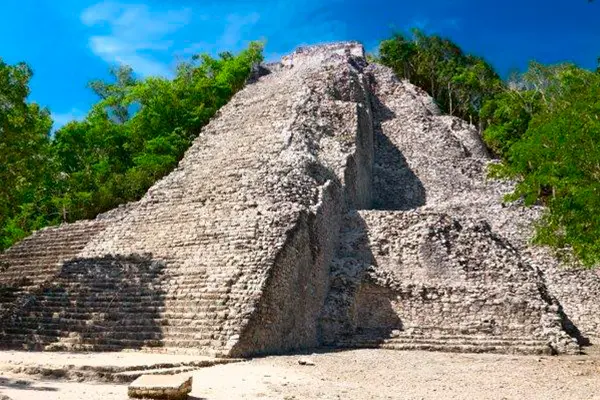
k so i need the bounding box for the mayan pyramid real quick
[1,43,598,357]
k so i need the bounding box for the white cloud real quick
[52,108,86,131]
[81,1,191,77]
[219,13,261,48]
[81,1,121,26]
[179,0,349,63]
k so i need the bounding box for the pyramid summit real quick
[1,42,599,357]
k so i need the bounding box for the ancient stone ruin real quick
[1,42,599,357]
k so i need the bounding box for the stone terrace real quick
[1,42,599,358]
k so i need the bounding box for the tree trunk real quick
[448,82,453,115]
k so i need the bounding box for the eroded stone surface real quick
[0,43,373,357]
[128,375,192,400]
[0,41,598,357]
[318,61,592,355]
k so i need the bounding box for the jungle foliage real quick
[377,28,503,125]
[0,42,263,250]
[484,64,600,266]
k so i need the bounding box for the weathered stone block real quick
[128,375,192,400]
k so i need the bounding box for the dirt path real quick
[1,348,599,399]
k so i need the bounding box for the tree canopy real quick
[377,29,503,125]
[485,63,600,266]
[0,59,54,249]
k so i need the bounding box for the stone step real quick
[381,342,550,355]
[337,334,552,355]
[342,337,549,348]
[14,311,228,323]
[2,245,90,256]
[3,337,229,352]
[349,332,547,344]
[1,247,91,258]
[10,321,223,331]
[26,298,225,307]
[0,334,163,347]
[4,325,201,336]
[35,290,233,298]
[20,309,229,318]
[1,327,222,340]
[1,325,229,342]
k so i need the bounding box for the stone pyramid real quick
[1,43,598,357]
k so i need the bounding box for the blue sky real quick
[1,0,599,130]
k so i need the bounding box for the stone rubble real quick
[297,357,316,366]
[128,374,192,400]
[0,42,598,357]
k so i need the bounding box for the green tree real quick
[88,65,137,124]
[0,42,263,250]
[377,29,502,125]
[0,59,55,249]
[50,42,264,223]
[486,63,600,266]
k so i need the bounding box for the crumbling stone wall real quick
[319,210,578,354]
[536,255,600,343]
[362,212,574,350]
[318,61,584,355]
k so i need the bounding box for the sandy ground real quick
[0,350,218,369]
[1,348,599,400]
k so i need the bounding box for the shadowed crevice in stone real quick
[370,93,426,210]
[534,267,591,348]
[558,306,591,348]
[318,211,402,345]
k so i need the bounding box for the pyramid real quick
[1,43,598,357]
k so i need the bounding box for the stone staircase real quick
[0,254,167,351]
[0,220,107,287]
[337,329,553,355]
[0,221,109,341]
[0,42,592,357]
[0,43,373,356]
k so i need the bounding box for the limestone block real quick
[128,374,192,400]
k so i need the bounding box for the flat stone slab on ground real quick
[0,351,237,382]
[129,374,192,399]
[0,350,217,369]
